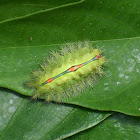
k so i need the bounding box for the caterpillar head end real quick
[96,54,102,59]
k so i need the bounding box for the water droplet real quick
[114,122,121,127]
[104,87,109,91]
[126,59,135,73]
[9,99,13,104]
[128,67,134,72]
[132,49,139,58]
[136,66,140,73]
[128,58,135,64]
[117,81,121,86]
[136,54,140,63]
[124,75,129,80]
[3,103,8,108]
[124,75,131,83]
[104,83,108,86]
[119,73,124,78]
[8,106,16,113]
[118,66,123,71]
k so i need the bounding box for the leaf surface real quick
[67,113,140,140]
[0,89,111,140]
[1,38,140,116]
[0,0,140,139]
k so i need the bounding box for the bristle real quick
[26,41,105,102]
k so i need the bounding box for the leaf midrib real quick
[0,0,85,25]
[1,36,140,49]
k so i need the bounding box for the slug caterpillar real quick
[27,41,105,101]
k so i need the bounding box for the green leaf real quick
[0,0,140,139]
[64,38,140,116]
[0,88,111,140]
[0,0,140,116]
[0,0,140,47]
[0,0,84,24]
[67,113,140,140]
[1,38,140,116]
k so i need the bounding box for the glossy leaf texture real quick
[0,0,140,139]
[1,38,140,116]
[0,89,111,140]
[0,0,83,23]
[0,0,140,47]
[64,38,140,116]
[67,113,140,140]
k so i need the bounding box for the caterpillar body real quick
[40,54,102,87]
[27,42,105,101]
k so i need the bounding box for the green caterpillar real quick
[27,42,105,101]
